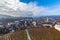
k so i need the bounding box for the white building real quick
[7,22,13,26]
[32,21,36,26]
[42,24,52,28]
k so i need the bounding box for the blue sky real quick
[20,0,60,7]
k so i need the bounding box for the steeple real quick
[46,17,49,22]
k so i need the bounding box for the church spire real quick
[46,17,49,22]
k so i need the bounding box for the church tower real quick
[46,17,49,22]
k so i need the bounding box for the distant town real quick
[0,16,60,35]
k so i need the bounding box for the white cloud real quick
[0,0,45,17]
[0,0,34,17]
[39,5,60,16]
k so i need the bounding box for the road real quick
[25,29,31,40]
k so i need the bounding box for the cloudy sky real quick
[0,0,60,17]
[20,0,60,16]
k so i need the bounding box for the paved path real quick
[25,29,31,40]
[54,24,60,31]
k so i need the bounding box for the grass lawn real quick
[29,27,60,40]
[10,30,27,40]
[0,30,27,40]
[1,27,60,40]
[23,30,27,40]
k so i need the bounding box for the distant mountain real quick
[0,14,13,18]
[40,15,60,19]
